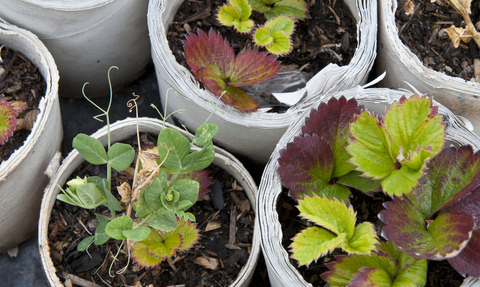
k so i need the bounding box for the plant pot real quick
[0,19,62,253]
[147,0,378,164]
[376,0,480,134]
[0,0,151,98]
[257,86,480,286]
[38,117,260,286]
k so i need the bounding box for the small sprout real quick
[249,0,310,20]
[217,0,255,33]
[253,15,296,55]
[0,99,27,145]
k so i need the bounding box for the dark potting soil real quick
[48,133,256,287]
[277,187,466,286]
[395,0,480,81]
[0,45,44,161]
[167,0,358,110]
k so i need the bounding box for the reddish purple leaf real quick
[198,67,227,97]
[380,196,475,260]
[278,134,334,199]
[229,48,280,86]
[183,28,235,80]
[447,230,480,277]
[301,96,363,177]
[442,185,480,227]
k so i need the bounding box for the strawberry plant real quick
[183,28,281,111]
[277,93,480,285]
[249,0,310,20]
[0,99,27,145]
[57,67,217,270]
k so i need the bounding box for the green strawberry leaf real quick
[217,0,254,33]
[250,0,310,20]
[0,99,26,145]
[264,30,293,55]
[253,27,274,47]
[336,170,381,193]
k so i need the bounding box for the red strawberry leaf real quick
[301,96,363,178]
[0,99,27,145]
[447,230,480,277]
[278,134,350,202]
[229,48,280,87]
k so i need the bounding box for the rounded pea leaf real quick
[123,226,151,241]
[77,236,94,252]
[105,216,133,240]
[181,142,215,171]
[73,134,107,165]
[107,143,135,172]
[149,209,177,232]
[157,128,191,170]
[94,220,110,245]
[193,123,218,146]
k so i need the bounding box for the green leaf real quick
[100,178,122,212]
[193,123,218,146]
[131,229,168,268]
[174,219,200,250]
[290,226,345,266]
[298,195,355,237]
[341,221,378,255]
[143,174,167,211]
[380,165,424,197]
[265,30,292,55]
[312,182,351,205]
[123,226,151,241]
[253,27,274,46]
[264,14,295,35]
[217,0,254,33]
[149,209,177,232]
[337,170,381,193]
[76,183,108,209]
[73,134,108,165]
[107,143,135,172]
[77,236,94,252]
[94,220,110,245]
[181,141,215,171]
[105,216,133,240]
[157,128,191,170]
[171,179,199,211]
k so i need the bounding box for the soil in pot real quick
[47,133,256,287]
[0,44,44,161]
[167,0,358,110]
[395,0,480,81]
[277,187,467,286]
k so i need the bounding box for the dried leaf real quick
[194,257,219,270]
[205,221,222,232]
[117,181,131,205]
[404,0,415,15]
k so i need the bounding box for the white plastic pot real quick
[147,0,378,164]
[0,0,151,98]
[376,0,480,134]
[38,117,260,287]
[257,86,480,286]
[0,19,62,253]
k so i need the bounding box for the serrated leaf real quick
[349,267,394,287]
[290,227,345,267]
[73,134,108,165]
[265,14,295,35]
[312,182,352,205]
[183,28,235,80]
[0,99,26,145]
[278,134,334,199]
[105,216,133,240]
[447,230,480,277]
[380,196,474,260]
[217,0,254,33]
[348,111,395,180]
[302,97,363,178]
[173,219,200,250]
[253,27,274,47]
[380,164,424,197]
[107,143,135,172]
[265,30,292,55]
[157,128,191,170]
[228,48,280,86]
[341,221,377,255]
[222,85,260,112]
[385,95,445,163]
[131,229,172,269]
[250,0,309,20]
[298,196,355,238]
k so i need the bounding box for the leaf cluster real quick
[217,0,309,55]
[278,94,480,284]
[0,99,27,145]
